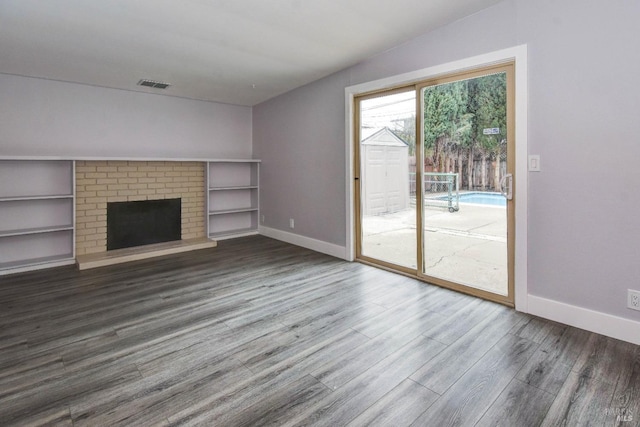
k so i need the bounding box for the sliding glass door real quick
[355,63,515,305]
[418,64,514,302]
[355,88,417,271]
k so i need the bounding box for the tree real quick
[423,72,507,191]
[469,73,507,190]
[423,80,470,173]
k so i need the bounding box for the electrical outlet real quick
[261,215,265,223]
[628,289,640,311]
[289,218,294,229]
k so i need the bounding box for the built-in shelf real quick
[0,160,75,275]
[0,157,263,274]
[206,161,260,240]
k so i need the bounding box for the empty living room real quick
[1,1,639,426]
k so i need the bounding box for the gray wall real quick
[253,0,640,322]
[253,71,350,244]
[0,74,252,158]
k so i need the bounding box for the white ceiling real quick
[0,0,501,106]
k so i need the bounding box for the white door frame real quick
[345,45,529,312]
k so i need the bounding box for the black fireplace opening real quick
[107,198,181,251]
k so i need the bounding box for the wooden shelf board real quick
[209,228,258,240]
[0,225,73,238]
[76,237,217,271]
[208,186,258,191]
[209,207,258,215]
[0,194,73,202]
[0,254,74,271]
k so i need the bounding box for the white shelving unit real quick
[206,160,260,240]
[0,160,75,274]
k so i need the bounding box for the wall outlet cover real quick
[628,289,640,311]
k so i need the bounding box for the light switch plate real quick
[528,155,541,172]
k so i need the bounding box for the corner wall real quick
[252,0,640,337]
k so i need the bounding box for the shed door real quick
[364,146,408,215]
[384,146,407,213]
[363,145,387,215]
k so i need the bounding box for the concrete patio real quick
[361,203,508,295]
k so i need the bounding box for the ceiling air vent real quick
[137,79,171,89]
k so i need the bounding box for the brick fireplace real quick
[75,161,205,256]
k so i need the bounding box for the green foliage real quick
[472,73,507,151]
[423,72,507,165]
[424,80,470,149]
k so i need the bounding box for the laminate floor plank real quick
[349,288,439,338]
[541,371,619,426]
[68,314,279,373]
[475,378,555,427]
[0,359,142,425]
[409,285,478,318]
[311,308,446,390]
[214,374,332,427]
[611,347,640,427]
[2,405,74,427]
[223,266,390,330]
[410,334,539,427]
[248,310,381,375]
[232,303,385,373]
[167,328,372,426]
[515,324,591,395]
[346,378,439,427]
[284,335,447,427]
[544,334,640,426]
[0,353,66,400]
[0,235,638,426]
[423,297,500,345]
[220,272,380,328]
[573,334,638,385]
[70,352,251,426]
[281,299,387,335]
[0,339,30,370]
[409,305,527,394]
[509,315,566,344]
[354,275,432,309]
[62,316,231,369]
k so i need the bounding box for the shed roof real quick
[361,127,409,147]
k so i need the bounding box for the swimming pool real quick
[435,191,506,207]
[458,192,506,207]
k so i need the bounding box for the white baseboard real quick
[528,295,640,345]
[259,226,348,260]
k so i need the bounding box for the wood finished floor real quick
[1,236,638,426]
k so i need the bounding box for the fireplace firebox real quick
[106,198,181,250]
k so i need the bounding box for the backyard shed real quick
[361,127,410,215]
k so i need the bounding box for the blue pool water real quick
[436,192,506,207]
[458,192,506,207]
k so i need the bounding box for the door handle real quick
[500,174,513,201]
